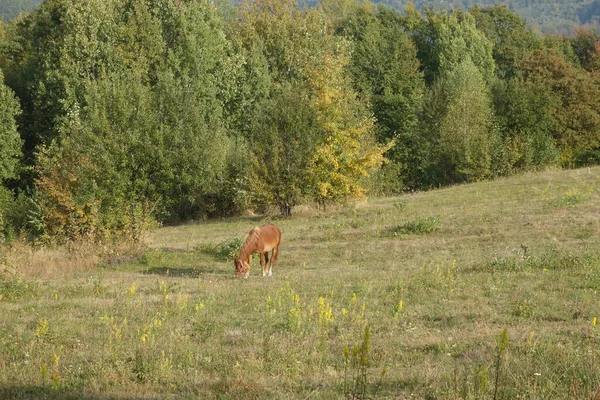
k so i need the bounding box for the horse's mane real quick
[239,227,261,261]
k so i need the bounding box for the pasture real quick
[1,167,600,399]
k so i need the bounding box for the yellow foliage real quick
[307,47,391,204]
[35,319,49,338]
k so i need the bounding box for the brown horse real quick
[234,224,281,278]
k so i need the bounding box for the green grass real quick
[2,167,600,398]
[389,215,441,236]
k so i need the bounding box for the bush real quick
[198,237,244,261]
[391,215,441,235]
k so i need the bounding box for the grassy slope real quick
[2,166,600,399]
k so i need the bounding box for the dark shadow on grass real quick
[325,379,420,399]
[160,214,267,228]
[142,266,227,277]
[0,385,148,400]
[159,246,190,253]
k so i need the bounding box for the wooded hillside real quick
[3,0,600,34]
[0,0,599,244]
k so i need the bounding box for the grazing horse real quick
[234,224,281,278]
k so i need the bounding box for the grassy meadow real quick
[2,167,600,399]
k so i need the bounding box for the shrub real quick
[198,237,244,261]
[391,215,440,235]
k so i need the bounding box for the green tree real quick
[406,7,497,186]
[233,0,330,215]
[20,0,234,241]
[325,1,424,190]
[435,58,496,183]
[248,83,319,216]
[470,4,541,78]
[0,68,22,239]
[406,7,495,84]
[491,77,559,174]
[219,36,272,140]
[2,0,124,181]
[0,69,21,183]
[235,0,327,85]
[520,48,600,166]
[236,0,387,214]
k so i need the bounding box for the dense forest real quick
[3,0,600,34]
[0,0,599,244]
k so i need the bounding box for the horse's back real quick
[259,224,281,247]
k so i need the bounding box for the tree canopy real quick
[0,0,599,242]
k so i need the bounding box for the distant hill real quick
[2,0,599,34]
[0,0,42,22]
[392,0,600,35]
[356,0,600,34]
[299,0,600,35]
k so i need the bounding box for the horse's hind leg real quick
[268,246,278,277]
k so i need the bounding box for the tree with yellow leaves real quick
[307,45,392,208]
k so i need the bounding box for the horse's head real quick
[234,258,249,278]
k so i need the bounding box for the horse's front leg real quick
[260,252,267,276]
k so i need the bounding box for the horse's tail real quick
[274,225,282,246]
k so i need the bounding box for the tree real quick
[0,68,22,239]
[307,47,390,206]
[405,7,497,186]
[2,0,125,181]
[470,4,541,78]
[491,77,559,174]
[236,0,388,214]
[405,7,495,84]
[248,83,319,216]
[520,48,600,166]
[325,2,424,190]
[233,0,330,215]
[570,28,600,72]
[0,69,21,183]
[21,0,235,241]
[235,0,327,85]
[435,58,496,183]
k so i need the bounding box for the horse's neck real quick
[239,228,261,262]
[239,241,254,262]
